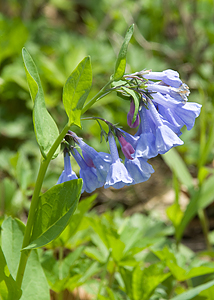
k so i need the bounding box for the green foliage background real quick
[1,0,214,299]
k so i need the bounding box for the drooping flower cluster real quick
[57,69,201,193]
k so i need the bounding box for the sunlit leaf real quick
[113,24,134,80]
[24,179,82,250]
[21,250,50,300]
[1,217,50,300]
[1,217,25,279]
[171,279,214,300]
[132,263,170,300]
[22,48,60,158]
[63,56,92,126]
[177,174,214,242]
[162,148,194,191]
[0,247,22,300]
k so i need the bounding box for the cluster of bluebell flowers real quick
[57,69,201,193]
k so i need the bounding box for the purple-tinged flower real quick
[117,129,139,149]
[155,95,202,131]
[134,106,158,159]
[146,82,190,103]
[82,149,95,168]
[125,156,154,185]
[127,99,140,128]
[104,132,133,189]
[143,69,182,88]
[117,134,135,160]
[77,138,111,184]
[57,151,78,184]
[71,148,103,193]
[147,101,184,154]
[135,102,183,158]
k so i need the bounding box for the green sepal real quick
[121,86,140,124]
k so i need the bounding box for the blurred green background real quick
[1,0,214,218]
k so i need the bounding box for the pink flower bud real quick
[118,135,135,160]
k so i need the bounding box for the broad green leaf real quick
[171,279,214,300]
[132,263,170,300]
[162,148,194,191]
[22,48,60,158]
[1,217,49,300]
[113,24,134,80]
[0,247,22,300]
[177,174,214,242]
[63,56,92,127]
[24,179,82,250]
[121,87,140,124]
[48,194,96,247]
[21,250,50,300]
[1,217,25,279]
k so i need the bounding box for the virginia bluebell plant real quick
[7,26,203,296]
[57,69,201,192]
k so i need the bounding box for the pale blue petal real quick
[125,157,154,184]
[104,159,133,189]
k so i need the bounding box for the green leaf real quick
[10,152,31,191]
[49,194,96,247]
[107,235,125,262]
[162,148,194,191]
[65,261,99,291]
[132,263,170,300]
[113,24,134,81]
[24,179,82,250]
[22,48,60,158]
[1,217,50,300]
[121,86,140,124]
[63,56,92,127]
[1,217,25,279]
[21,250,50,300]
[0,247,22,300]
[171,279,214,300]
[154,247,214,281]
[177,174,214,242]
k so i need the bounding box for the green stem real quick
[16,79,115,288]
[81,79,113,115]
[16,122,71,288]
[198,208,212,252]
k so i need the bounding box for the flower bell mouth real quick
[171,83,190,102]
